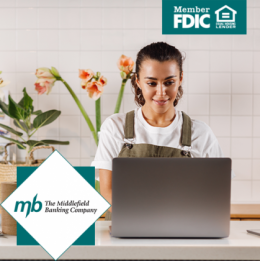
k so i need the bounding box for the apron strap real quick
[124,110,192,146]
[124,110,135,139]
[181,111,192,147]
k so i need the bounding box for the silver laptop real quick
[111,158,231,238]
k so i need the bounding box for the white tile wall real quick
[0,0,260,203]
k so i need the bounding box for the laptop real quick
[111,157,231,238]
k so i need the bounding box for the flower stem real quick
[25,133,30,164]
[114,78,127,114]
[60,78,98,146]
[25,144,30,164]
[95,98,101,139]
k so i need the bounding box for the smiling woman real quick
[130,43,184,127]
[91,42,235,221]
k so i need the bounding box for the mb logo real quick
[14,194,42,218]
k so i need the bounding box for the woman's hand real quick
[99,169,112,212]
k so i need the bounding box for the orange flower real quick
[81,80,87,89]
[117,55,134,74]
[98,75,107,86]
[86,81,104,100]
[79,69,94,83]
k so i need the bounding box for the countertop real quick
[231,204,260,219]
[1,221,260,260]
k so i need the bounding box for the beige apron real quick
[105,110,192,220]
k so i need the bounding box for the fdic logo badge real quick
[162,0,246,34]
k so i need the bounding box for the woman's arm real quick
[99,169,112,212]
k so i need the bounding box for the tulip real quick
[117,55,134,74]
[35,78,56,95]
[86,81,104,101]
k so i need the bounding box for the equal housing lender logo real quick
[1,150,110,260]
[162,0,246,34]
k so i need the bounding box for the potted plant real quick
[0,87,69,163]
[0,87,70,216]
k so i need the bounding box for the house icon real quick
[215,5,237,22]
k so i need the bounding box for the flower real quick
[0,77,10,101]
[35,67,54,78]
[80,70,107,91]
[117,55,134,74]
[98,75,107,86]
[35,77,56,95]
[86,81,104,100]
[81,80,87,89]
[120,71,127,80]
[35,67,57,95]
[50,67,60,78]
[79,69,94,84]
[0,79,10,87]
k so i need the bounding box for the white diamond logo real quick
[1,150,110,260]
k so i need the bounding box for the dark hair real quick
[131,42,185,107]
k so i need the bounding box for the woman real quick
[91,42,235,221]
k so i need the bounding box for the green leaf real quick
[27,140,49,153]
[8,95,28,120]
[0,135,26,149]
[32,110,42,116]
[40,139,70,145]
[13,120,34,133]
[33,110,61,129]
[0,123,23,136]
[17,143,25,150]
[22,88,33,111]
[0,99,11,117]
[27,140,47,147]
[18,96,25,108]
[14,119,27,132]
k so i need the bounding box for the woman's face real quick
[136,59,183,114]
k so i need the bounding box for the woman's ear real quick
[135,74,140,88]
[180,71,184,86]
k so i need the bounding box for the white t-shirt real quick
[91,107,235,179]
